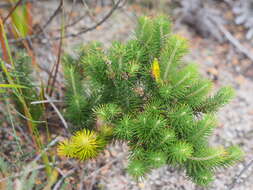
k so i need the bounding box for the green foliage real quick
[61,16,243,186]
[113,115,134,140]
[127,159,150,179]
[9,0,30,38]
[147,151,167,168]
[168,141,193,164]
[63,57,90,129]
[188,169,214,186]
[195,86,235,113]
[0,52,43,122]
[93,103,122,122]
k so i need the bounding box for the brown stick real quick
[0,0,37,9]
[41,0,63,32]
[8,0,122,43]
[47,0,64,96]
[0,18,9,63]
[209,16,253,62]
[3,0,23,24]
[227,159,253,190]
[53,0,122,40]
[26,1,33,35]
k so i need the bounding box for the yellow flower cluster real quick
[57,129,105,160]
[151,58,161,83]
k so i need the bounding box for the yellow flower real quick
[72,129,103,160]
[57,140,74,158]
[151,58,161,83]
[57,129,105,160]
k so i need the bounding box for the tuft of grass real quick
[0,15,53,180]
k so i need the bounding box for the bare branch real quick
[47,0,64,96]
[41,0,63,32]
[217,23,253,61]
[44,94,69,129]
[54,0,122,40]
[227,159,253,190]
[8,0,123,43]
[209,13,253,62]
[53,168,76,190]
[33,137,60,162]
[0,0,37,9]
[3,0,23,24]
[31,99,62,104]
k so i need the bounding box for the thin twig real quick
[218,24,253,61]
[227,159,253,190]
[60,13,88,30]
[78,153,127,189]
[83,152,127,181]
[53,168,76,190]
[0,0,37,9]
[12,106,46,124]
[40,0,63,32]
[45,0,63,94]
[53,0,122,40]
[44,94,68,129]
[48,0,64,96]
[3,0,23,24]
[33,137,60,162]
[31,99,63,105]
[210,17,253,62]
[6,100,23,154]
[8,0,122,43]
[81,0,97,21]
[66,0,77,26]
[15,124,33,145]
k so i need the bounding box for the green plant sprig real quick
[59,16,244,186]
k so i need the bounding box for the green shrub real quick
[59,16,243,186]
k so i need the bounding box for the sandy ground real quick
[7,1,253,189]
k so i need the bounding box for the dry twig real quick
[8,0,122,43]
[227,159,253,190]
[33,137,60,162]
[55,0,122,40]
[53,168,76,190]
[0,0,37,9]
[47,0,64,96]
[44,94,68,129]
[3,0,23,24]
[40,0,63,32]
[217,23,253,61]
